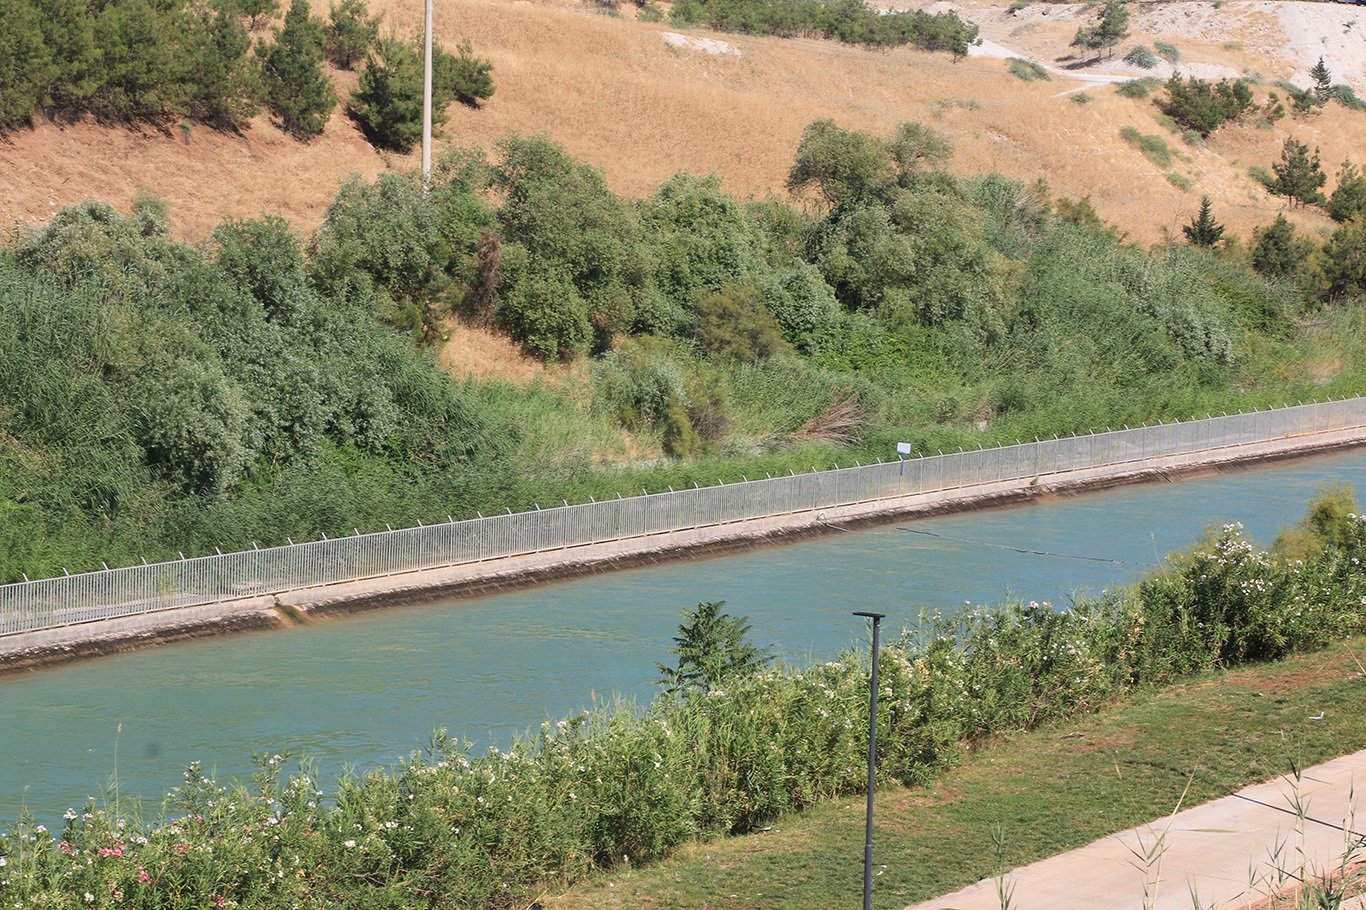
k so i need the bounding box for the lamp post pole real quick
[853,611,885,910]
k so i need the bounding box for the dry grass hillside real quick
[1,0,1363,248]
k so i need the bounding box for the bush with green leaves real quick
[439,37,495,106]
[692,284,786,362]
[1161,74,1254,136]
[670,0,977,54]
[757,257,845,355]
[1327,83,1366,111]
[1182,195,1224,248]
[1116,76,1161,98]
[1123,45,1157,69]
[1119,126,1171,167]
[493,134,654,356]
[1318,218,1366,301]
[310,171,452,335]
[349,33,430,152]
[657,600,773,693]
[1006,57,1048,81]
[639,172,765,317]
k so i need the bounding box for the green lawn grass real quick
[544,639,1366,910]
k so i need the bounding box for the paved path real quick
[906,749,1366,910]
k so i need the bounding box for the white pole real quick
[422,0,433,189]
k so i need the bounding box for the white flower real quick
[344,839,357,848]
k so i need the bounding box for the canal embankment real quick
[3,413,1364,676]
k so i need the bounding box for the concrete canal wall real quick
[3,420,1364,677]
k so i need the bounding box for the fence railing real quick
[4,397,1366,637]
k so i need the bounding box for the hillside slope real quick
[0,0,1362,246]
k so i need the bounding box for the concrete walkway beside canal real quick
[906,749,1366,910]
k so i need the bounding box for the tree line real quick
[0,0,493,146]
[668,0,979,54]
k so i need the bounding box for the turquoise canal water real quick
[5,448,1366,827]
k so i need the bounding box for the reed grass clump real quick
[5,492,1365,908]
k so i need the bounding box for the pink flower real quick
[137,867,152,884]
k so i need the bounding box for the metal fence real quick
[4,397,1366,637]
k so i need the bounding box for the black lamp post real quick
[853,611,886,910]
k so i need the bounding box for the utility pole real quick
[421,0,433,189]
[853,611,886,910]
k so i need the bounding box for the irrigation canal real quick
[4,446,1366,827]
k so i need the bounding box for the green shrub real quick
[1070,91,1092,104]
[1123,45,1157,69]
[1328,83,1366,111]
[493,134,653,355]
[1161,74,1254,136]
[757,258,845,355]
[1006,57,1049,81]
[640,172,765,313]
[592,336,687,431]
[1248,164,1276,189]
[1119,126,1172,167]
[693,284,786,362]
[1328,160,1366,224]
[1115,76,1160,98]
[1154,40,1179,63]
[309,171,452,336]
[496,264,592,360]
[440,37,495,107]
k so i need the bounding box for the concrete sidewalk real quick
[907,750,1366,910]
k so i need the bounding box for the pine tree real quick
[258,0,335,139]
[1270,137,1327,208]
[0,0,50,126]
[1310,56,1332,106]
[324,0,379,70]
[1320,218,1366,300]
[1328,160,1366,224]
[1251,214,1312,280]
[234,0,280,31]
[350,34,424,151]
[186,5,261,130]
[1182,196,1225,248]
[437,37,495,107]
[1097,0,1130,61]
[656,601,772,694]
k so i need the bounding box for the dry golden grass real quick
[1,0,1364,248]
[437,318,551,385]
